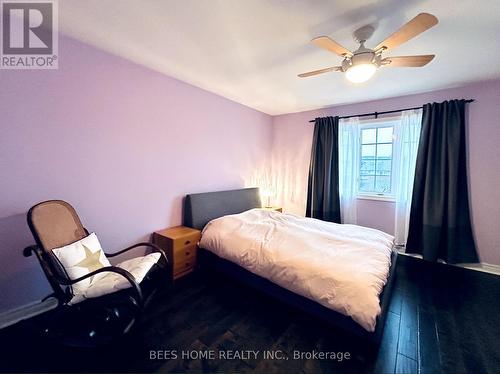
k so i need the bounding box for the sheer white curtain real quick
[393,109,422,246]
[338,117,360,224]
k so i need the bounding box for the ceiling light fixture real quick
[298,14,438,83]
[345,62,377,83]
[341,41,381,84]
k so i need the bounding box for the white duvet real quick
[199,209,394,332]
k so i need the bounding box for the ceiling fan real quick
[298,13,438,83]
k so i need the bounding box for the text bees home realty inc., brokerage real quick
[0,0,58,69]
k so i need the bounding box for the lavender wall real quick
[0,36,272,313]
[271,79,500,265]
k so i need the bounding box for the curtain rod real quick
[308,99,475,123]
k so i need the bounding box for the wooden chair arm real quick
[106,242,168,264]
[23,244,39,257]
[60,266,144,306]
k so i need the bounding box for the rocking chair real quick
[23,200,168,346]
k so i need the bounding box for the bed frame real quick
[183,187,397,345]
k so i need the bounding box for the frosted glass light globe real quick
[345,63,377,83]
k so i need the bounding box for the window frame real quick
[357,117,399,201]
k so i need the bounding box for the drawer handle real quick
[185,240,191,245]
[185,262,190,267]
[185,251,190,256]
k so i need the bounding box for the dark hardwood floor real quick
[0,255,499,373]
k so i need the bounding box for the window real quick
[359,122,395,197]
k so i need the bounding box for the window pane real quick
[358,123,395,195]
[361,128,376,144]
[359,176,375,192]
[377,127,393,143]
[360,159,375,175]
[377,144,392,157]
[376,158,392,174]
[375,176,392,193]
[361,144,376,157]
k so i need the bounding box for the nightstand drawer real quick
[173,256,195,274]
[174,244,197,262]
[173,232,200,251]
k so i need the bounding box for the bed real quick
[183,187,397,344]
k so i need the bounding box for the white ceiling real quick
[60,0,500,115]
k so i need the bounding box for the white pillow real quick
[52,233,111,296]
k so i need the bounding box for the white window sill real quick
[357,194,395,202]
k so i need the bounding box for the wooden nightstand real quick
[153,226,201,280]
[262,207,283,213]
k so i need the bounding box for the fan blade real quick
[312,36,352,57]
[298,66,342,78]
[374,13,438,51]
[381,55,435,67]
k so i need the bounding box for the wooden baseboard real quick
[460,262,500,276]
[397,250,500,276]
[0,297,58,330]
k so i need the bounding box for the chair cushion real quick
[70,252,161,304]
[52,233,111,296]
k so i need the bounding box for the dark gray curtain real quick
[406,100,478,263]
[306,116,341,223]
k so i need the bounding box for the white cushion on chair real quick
[81,252,161,301]
[52,233,161,304]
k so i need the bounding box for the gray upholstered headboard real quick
[183,188,261,230]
